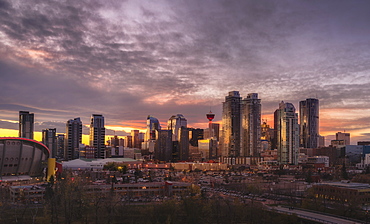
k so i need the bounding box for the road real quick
[271,206,363,224]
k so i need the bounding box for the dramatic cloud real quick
[1,0,370,143]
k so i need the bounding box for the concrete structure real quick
[42,128,56,158]
[9,184,46,203]
[154,130,173,162]
[299,98,319,149]
[124,136,132,148]
[221,91,242,157]
[241,93,261,157]
[261,121,273,151]
[312,182,370,206]
[56,134,65,159]
[171,162,228,171]
[0,137,49,179]
[198,139,218,160]
[90,114,105,159]
[131,130,141,149]
[189,128,204,147]
[331,140,345,148]
[167,114,189,161]
[275,101,299,165]
[65,118,82,160]
[19,111,34,139]
[318,135,325,147]
[336,132,350,145]
[204,111,220,141]
[143,115,161,150]
[307,156,329,167]
[62,158,138,170]
[10,181,191,203]
[168,114,187,142]
[79,145,96,159]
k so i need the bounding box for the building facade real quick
[90,114,105,159]
[167,114,187,142]
[167,114,189,161]
[336,132,350,145]
[275,102,299,165]
[0,137,49,178]
[154,130,173,162]
[299,98,319,149]
[65,118,82,160]
[42,128,56,158]
[19,111,34,139]
[145,115,161,142]
[56,134,65,159]
[241,93,261,157]
[220,91,242,157]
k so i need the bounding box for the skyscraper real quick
[42,128,56,158]
[145,115,161,141]
[56,134,65,159]
[275,102,299,165]
[144,115,161,151]
[19,111,34,139]
[65,118,82,160]
[241,93,261,157]
[221,91,242,157]
[154,130,173,162]
[168,114,187,141]
[131,130,140,148]
[300,98,319,148]
[167,114,188,161]
[90,114,105,159]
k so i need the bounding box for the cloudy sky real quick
[1,0,370,145]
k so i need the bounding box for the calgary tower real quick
[206,110,215,138]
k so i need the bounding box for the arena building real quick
[0,137,50,183]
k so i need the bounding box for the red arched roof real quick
[0,137,50,155]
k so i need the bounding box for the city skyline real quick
[1,1,370,145]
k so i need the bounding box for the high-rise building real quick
[65,118,82,160]
[42,128,56,158]
[90,114,105,159]
[131,130,140,148]
[19,111,34,139]
[204,111,220,141]
[168,114,187,141]
[56,134,65,159]
[221,91,242,157]
[145,115,161,141]
[189,128,204,147]
[167,114,189,161]
[318,135,325,148]
[154,130,173,162]
[241,93,261,157]
[124,136,133,148]
[300,98,319,149]
[261,120,274,151]
[336,132,350,145]
[143,116,160,151]
[275,102,299,165]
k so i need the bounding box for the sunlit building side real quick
[275,101,299,165]
[220,91,242,157]
[241,93,261,157]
